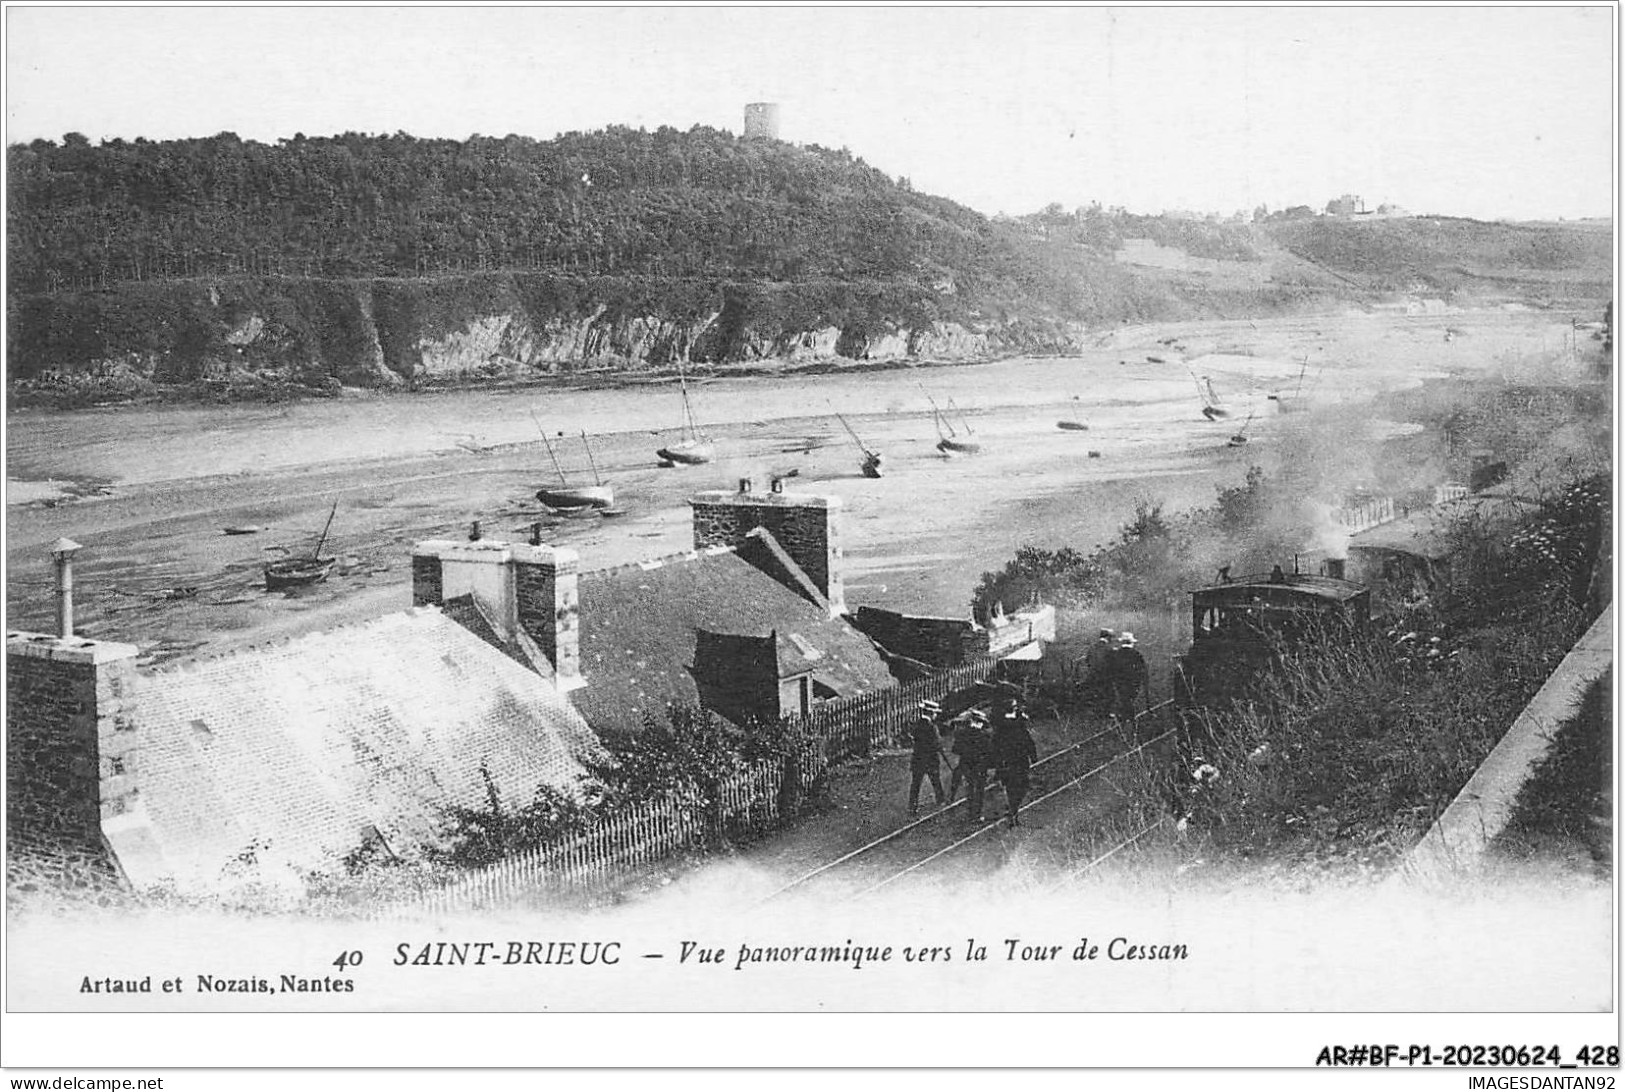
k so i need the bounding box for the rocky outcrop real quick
[8,272,1091,401]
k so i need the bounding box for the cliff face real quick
[8,272,1087,400]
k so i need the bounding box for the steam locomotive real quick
[1173,563,1371,714]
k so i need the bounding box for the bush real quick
[428,701,819,871]
[593,704,749,809]
[430,765,597,869]
[972,545,1105,623]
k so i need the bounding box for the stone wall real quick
[690,487,843,612]
[6,633,139,860]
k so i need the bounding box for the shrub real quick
[593,704,749,809]
[972,545,1105,623]
[430,765,596,869]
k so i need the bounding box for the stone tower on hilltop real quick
[744,102,781,141]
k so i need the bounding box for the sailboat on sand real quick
[831,408,884,478]
[534,417,615,509]
[656,367,715,466]
[1193,373,1231,420]
[264,501,339,590]
[923,388,982,455]
[1227,408,1257,448]
[1267,356,1314,414]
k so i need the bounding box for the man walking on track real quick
[991,698,1039,826]
[908,700,948,816]
[1083,628,1117,714]
[947,709,992,823]
[1105,631,1150,724]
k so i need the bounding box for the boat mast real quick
[676,366,704,442]
[919,385,953,438]
[1230,408,1257,445]
[580,431,604,485]
[948,397,975,435]
[1189,370,1210,407]
[832,409,875,458]
[531,412,570,485]
[311,501,338,560]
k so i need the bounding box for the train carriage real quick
[1174,565,1371,713]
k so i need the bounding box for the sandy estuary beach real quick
[4,307,1589,669]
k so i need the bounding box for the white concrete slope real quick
[1399,603,1613,885]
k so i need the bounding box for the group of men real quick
[900,624,1150,828]
[908,694,1038,827]
[1083,628,1151,723]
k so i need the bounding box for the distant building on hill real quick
[1326,194,1366,216]
[744,102,781,140]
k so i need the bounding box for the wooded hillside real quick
[7,126,1609,405]
[8,127,1066,307]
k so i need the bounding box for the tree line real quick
[8,126,1066,311]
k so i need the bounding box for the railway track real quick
[1048,815,1174,891]
[764,702,1179,902]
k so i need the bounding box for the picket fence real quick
[390,656,998,918]
[1336,496,1398,534]
[800,656,998,763]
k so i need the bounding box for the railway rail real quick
[763,701,1178,902]
[1048,815,1173,891]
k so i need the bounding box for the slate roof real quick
[108,607,604,892]
[439,592,554,678]
[570,534,893,734]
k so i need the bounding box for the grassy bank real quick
[972,370,1609,882]
[1486,668,1613,880]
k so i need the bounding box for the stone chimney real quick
[6,632,140,859]
[412,540,583,692]
[512,544,582,691]
[690,483,845,616]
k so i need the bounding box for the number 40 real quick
[332,950,364,971]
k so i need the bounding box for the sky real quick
[4,4,1615,221]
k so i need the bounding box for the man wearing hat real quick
[991,697,1039,826]
[947,708,992,823]
[1104,631,1150,723]
[1083,628,1117,714]
[907,700,948,816]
